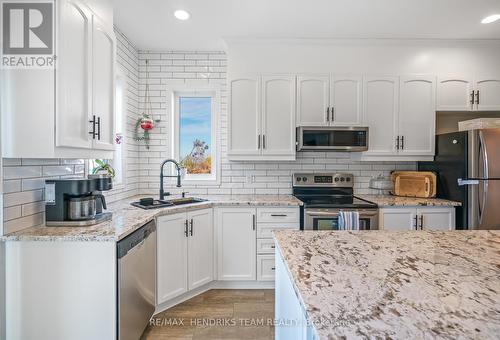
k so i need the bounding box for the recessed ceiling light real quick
[174,10,190,20]
[481,14,500,24]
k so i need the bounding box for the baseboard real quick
[154,280,275,314]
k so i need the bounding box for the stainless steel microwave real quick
[296,126,369,151]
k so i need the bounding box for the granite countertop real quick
[274,230,500,339]
[358,194,461,207]
[2,195,302,242]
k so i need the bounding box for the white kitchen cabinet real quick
[296,75,362,127]
[437,76,500,111]
[257,255,276,281]
[296,75,330,126]
[398,76,436,156]
[362,76,399,156]
[228,77,261,156]
[437,77,474,111]
[157,213,189,304]
[216,208,257,281]
[157,209,214,304]
[228,76,296,160]
[379,207,455,231]
[187,209,214,290]
[91,15,115,151]
[475,78,500,111]
[330,76,362,126]
[2,0,115,158]
[261,76,296,157]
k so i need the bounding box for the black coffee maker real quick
[45,175,113,226]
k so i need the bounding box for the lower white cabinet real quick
[216,208,257,280]
[379,207,455,231]
[157,209,213,304]
[257,255,276,281]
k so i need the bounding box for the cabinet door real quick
[261,76,296,157]
[91,16,115,151]
[417,208,455,231]
[475,78,500,111]
[56,0,92,149]
[157,213,188,304]
[296,75,330,126]
[362,77,399,156]
[187,209,214,290]
[398,76,436,156]
[380,208,416,231]
[330,76,362,126]
[228,78,261,156]
[216,208,256,281]
[436,77,474,111]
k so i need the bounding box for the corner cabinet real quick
[2,0,115,158]
[437,76,500,111]
[296,75,362,127]
[157,209,214,305]
[228,76,296,161]
[379,207,455,231]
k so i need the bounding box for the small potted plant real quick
[91,159,116,178]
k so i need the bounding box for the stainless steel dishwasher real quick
[117,219,156,340]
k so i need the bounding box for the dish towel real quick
[338,211,360,230]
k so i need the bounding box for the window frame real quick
[111,65,127,187]
[169,86,221,186]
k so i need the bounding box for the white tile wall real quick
[1,28,141,235]
[136,51,416,196]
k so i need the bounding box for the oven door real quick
[297,126,369,151]
[304,208,378,230]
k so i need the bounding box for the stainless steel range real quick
[293,173,378,230]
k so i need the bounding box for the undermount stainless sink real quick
[165,197,207,205]
[131,197,207,210]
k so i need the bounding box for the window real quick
[112,69,126,185]
[172,90,219,183]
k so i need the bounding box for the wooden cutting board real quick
[391,171,436,198]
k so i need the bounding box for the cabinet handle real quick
[470,91,475,106]
[395,136,400,150]
[400,135,404,150]
[89,115,96,139]
[413,215,418,230]
[271,245,276,249]
[475,90,480,105]
[257,135,261,149]
[270,214,287,217]
[263,135,266,149]
[189,219,193,236]
[326,107,330,122]
[331,107,335,122]
[96,116,101,141]
[184,219,189,237]
[252,214,256,231]
[419,215,424,230]
[271,267,276,271]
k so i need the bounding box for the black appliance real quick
[293,173,378,230]
[45,175,113,226]
[296,126,369,151]
[418,129,500,230]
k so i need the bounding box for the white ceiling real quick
[114,0,500,51]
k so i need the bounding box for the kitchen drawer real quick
[257,238,276,254]
[257,223,299,239]
[257,207,299,223]
[257,255,275,281]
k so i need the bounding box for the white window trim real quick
[112,65,128,187]
[167,85,221,186]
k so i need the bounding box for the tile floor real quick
[141,289,275,340]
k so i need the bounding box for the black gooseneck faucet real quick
[159,159,182,200]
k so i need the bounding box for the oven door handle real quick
[305,211,340,217]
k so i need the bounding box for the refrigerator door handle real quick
[478,131,488,225]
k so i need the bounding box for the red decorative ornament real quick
[140,118,154,130]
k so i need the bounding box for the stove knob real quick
[302,177,308,182]
[296,177,301,182]
[340,177,345,182]
[346,177,351,182]
[334,177,340,182]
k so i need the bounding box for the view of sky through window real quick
[179,97,212,174]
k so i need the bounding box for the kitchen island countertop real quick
[274,229,500,339]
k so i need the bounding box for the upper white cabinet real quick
[398,76,436,156]
[362,76,399,156]
[216,208,257,281]
[296,75,362,127]
[2,0,115,158]
[228,76,296,161]
[296,76,329,126]
[437,76,500,111]
[361,76,436,159]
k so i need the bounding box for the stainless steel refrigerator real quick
[419,128,500,230]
